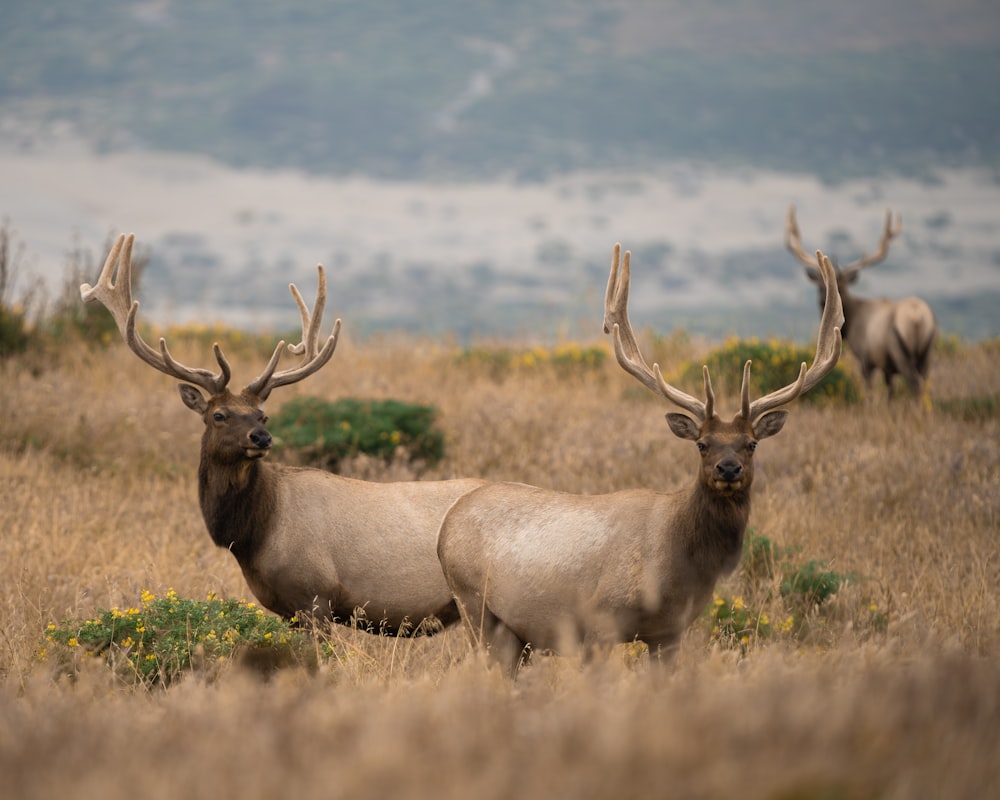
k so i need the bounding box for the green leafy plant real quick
[40,589,309,686]
[936,394,999,422]
[669,337,860,404]
[707,531,859,652]
[706,594,774,654]
[269,396,445,471]
[0,305,31,358]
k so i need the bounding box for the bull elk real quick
[785,205,936,399]
[437,243,843,676]
[81,234,484,634]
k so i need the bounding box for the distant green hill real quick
[3,0,999,180]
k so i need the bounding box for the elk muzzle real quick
[713,457,745,491]
[246,427,273,459]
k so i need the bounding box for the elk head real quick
[603,242,843,497]
[80,233,341,464]
[785,204,902,314]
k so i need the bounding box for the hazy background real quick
[2,0,999,341]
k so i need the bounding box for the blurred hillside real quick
[2,1,999,341]
[3,0,999,181]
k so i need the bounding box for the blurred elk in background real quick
[785,205,936,399]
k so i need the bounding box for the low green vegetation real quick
[269,396,446,471]
[40,589,311,686]
[706,530,883,654]
[668,337,861,404]
[454,342,607,380]
[936,394,1000,421]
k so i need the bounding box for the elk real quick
[81,234,484,634]
[785,205,936,399]
[437,243,843,675]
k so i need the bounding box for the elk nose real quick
[716,459,742,482]
[249,429,272,450]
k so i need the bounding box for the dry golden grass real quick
[0,329,998,799]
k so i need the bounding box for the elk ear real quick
[752,409,789,440]
[178,383,209,414]
[666,412,700,441]
[804,266,823,283]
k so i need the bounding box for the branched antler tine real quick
[244,265,341,402]
[799,251,844,394]
[611,324,706,420]
[80,233,136,338]
[652,361,708,420]
[842,208,903,276]
[747,250,843,420]
[83,233,230,395]
[158,338,232,394]
[702,365,716,420]
[740,360,752,420]
[604,245,645,364]
[784,205,821,268]
[605,243,708,420]
[286,265,326,358]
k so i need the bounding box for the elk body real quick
[82,234,483,633]
[437,244,843,675]
[785,205,936,398]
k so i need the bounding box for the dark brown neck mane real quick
[197,455,276,562]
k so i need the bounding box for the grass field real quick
[0,325,997,799]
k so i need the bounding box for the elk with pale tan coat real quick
[785,205,936,399]
[437,243,844,675]
[81,234,484,634]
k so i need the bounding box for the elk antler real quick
[785,205,902,276]
[604,242,843,424]
[80,233,232,395]
[604,243,712,420]
[839,208,903,278]
[81,234,342,402]
[745,250,843,421]
[243,265,342,402]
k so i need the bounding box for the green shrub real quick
[40,589,310,686]
[0,304,31,358]
[707,531,857,652]
[669,337,861,405]
[269,396,445,471]
[936,394,999,422]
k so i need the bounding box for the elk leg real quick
[484,615,530,678]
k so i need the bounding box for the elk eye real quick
[747,440,758,452]
[213,411,226,422]
[261,415,269,425]
[696,441,708,453]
